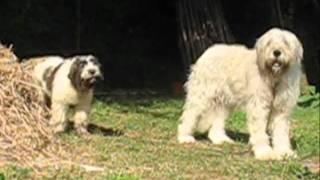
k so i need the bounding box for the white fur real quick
[177,28,303,160]
[32,55,102,135]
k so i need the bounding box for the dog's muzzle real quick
[83,74,103,88]
[267,58,289,75]
[271,60,282,72]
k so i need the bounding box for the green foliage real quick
[298,86,320,108]
[290,165,319,180]
[1,166,31,180]
[0,173,5,180]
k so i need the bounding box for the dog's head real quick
[68,55,103,91]
[255,28,303,75]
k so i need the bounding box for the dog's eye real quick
[90,58,100,65]
[266,40,271,47]
[283,38,290,48]
[79,61,87,66]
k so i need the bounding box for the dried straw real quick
[0,46,102,176]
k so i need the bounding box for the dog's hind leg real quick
[177,97,213,143]
[207,107,234,144]
[177,109,199,143]
[50,102,68,134]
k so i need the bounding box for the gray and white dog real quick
[31,55,103,135]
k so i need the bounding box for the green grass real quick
[1,90,319,179]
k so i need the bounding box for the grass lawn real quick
[1,90,319,179]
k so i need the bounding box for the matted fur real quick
[31,55,103,135]
[177,28,303,160]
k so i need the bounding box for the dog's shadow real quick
[88,123,124,136]
[226,130,249,143]
[67,122,123,137]
[87,123,123,136]
[195,130,250,143]
[196,130,297,149]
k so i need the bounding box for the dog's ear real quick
[68,58,83,89]
[254,30,268,50]
[255,28,282,51]
[280,29,303,63]
[254,36,269,52]
[68,59,77,80]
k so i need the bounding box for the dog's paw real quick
[76,127,90,136]
[208,133,234,145]
[52,124,67,134]
[253,145,276,160]
[273,148,297,160]
[177,135,196,143]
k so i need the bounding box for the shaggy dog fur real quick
[32,55,103,135]
[177,28,303,160]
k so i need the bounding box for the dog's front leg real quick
[247,100,274,160]
[50,102,68,134]
[73,103,91,136]
[270,110,296,160]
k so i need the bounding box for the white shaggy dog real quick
[177,28,303,160]
[31,55,103,135]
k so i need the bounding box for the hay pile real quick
[0,63,57,168]
[0,45,101,175]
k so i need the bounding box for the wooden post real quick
[177,0,234,79]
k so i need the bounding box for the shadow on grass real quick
[94,94,181,109]
[227,130,297,149]
[194,130,249,143]
[195,130,297,149]
[227,130,249,143]
[67,122,124,137]
[88,123,124,136]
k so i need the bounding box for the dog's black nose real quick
[273,50,281,57]
[88,69,96,75]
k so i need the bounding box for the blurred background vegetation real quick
[0,0,319,91]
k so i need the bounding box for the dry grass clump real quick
[0,43,17,65]
[0,64,56,168]
[0,45,101,175]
